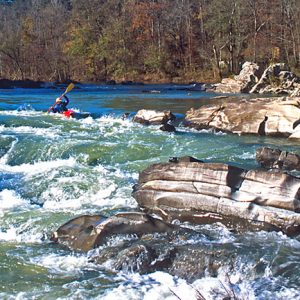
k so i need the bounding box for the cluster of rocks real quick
[256,147,300,171]
[132,157,300,235]
[184,96,300,139]
[214,62,300,96]
[52,148,300,276]
[51,212,237,280]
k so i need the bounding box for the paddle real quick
[47,83,75,113]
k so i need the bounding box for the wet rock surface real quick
[256,147,300,171]
[51,212,176,252]
[184,97,300,137]
[89,237,238,282]
[51,211,241,281]
[133,109,176,125]
[132,158,300,235]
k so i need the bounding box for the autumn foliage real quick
[0,0,299,83]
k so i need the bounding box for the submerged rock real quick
[184,97,300,137]
[51,211,239,280]
[133,109,176,125]
[89,238,237,281]
[159,122,176,132]
[132,158,300,235]
[256,147,300,171]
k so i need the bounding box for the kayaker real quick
[48,95,70,113]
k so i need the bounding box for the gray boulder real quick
[133,109,176,125]
[132,159,300,235]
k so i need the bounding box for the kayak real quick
[62,109,91,119]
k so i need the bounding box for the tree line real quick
[0,0,299,83]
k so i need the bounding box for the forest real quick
[0,0,299,83]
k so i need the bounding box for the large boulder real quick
[214,62,260,93]
[184,97,300,137]
[50,212,175,252]
[256,147,300,171]
[133,109,176,125]
[250,63,300,95]
[132,159,300,235]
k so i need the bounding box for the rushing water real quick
[0,84,300,299]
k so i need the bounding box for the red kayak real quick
[63,109,75,118]
[62,109,90,119]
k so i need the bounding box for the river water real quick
[0,84,300,299]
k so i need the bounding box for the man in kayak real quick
[48,95,70,113]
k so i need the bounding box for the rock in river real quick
[133,109,176,125]
[51,211,240,280]
[256,147,300,171]
[132,159,300,235]
[51,212,175,252]
[184,97,300,137]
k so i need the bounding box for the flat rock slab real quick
[184,97,300,137]
[132,160,300,235]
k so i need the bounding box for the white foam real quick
[0,110,40,117]
[100,271,258,300]
[239,151,255,159]
[3,126,61,138]
[43,198,82,210]
[0,189,28,212]
[0,137,18,164]
[0,157,77,177]
[0,226,18,241]
[31,253,93,275]
[101,271,203,300]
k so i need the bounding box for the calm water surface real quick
[0,84,300,299]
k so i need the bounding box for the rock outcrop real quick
[132,159,300,235]
[250,63,300,96]
[214,62,260,93]
[256,147,300,171]
[51,212,175,252]
[133,109,176,125]
[214,63,300,96]
[184,97,300,137]
[52,211,237,280]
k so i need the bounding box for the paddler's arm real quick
[63,95,69,106]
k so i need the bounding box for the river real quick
[0,84,300,299]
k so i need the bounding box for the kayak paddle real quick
[47,83,75,113]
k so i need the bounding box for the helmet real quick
[56,97,62,103]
